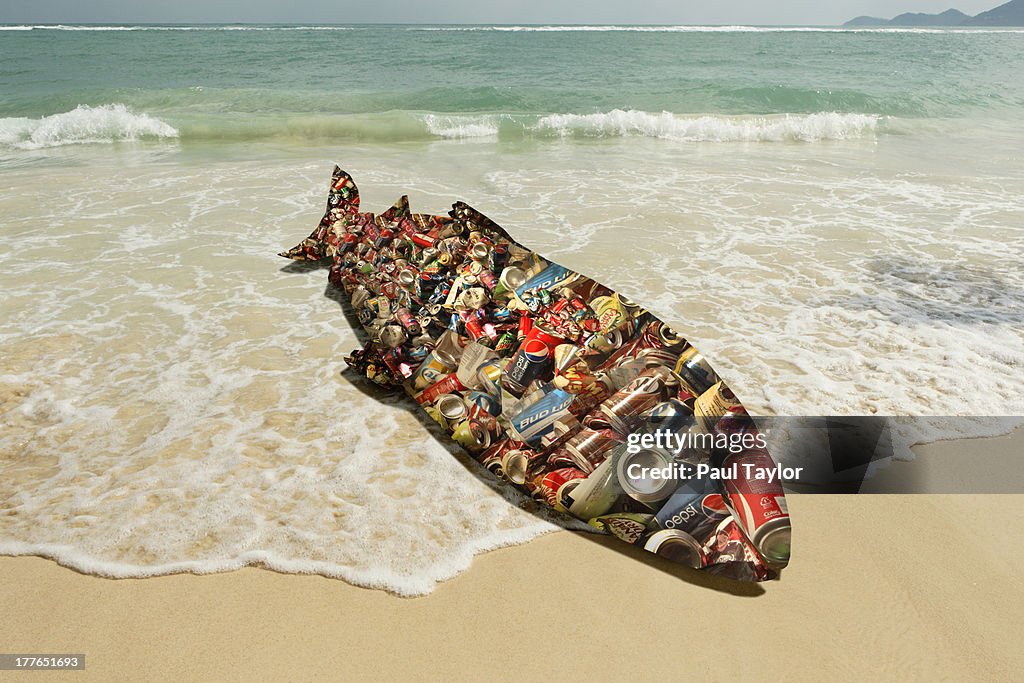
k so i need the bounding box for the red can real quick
[536,467,587,509]
[414,372,466,404]
[720,448,791,566]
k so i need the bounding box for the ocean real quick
[2,24,1023,594]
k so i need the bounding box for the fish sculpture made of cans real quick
[280,166,792,581]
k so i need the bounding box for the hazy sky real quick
[0,1,1004,27]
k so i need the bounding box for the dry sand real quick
[2,433,1023,682]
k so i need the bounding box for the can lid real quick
[501,450,529,485]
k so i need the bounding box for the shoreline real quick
[1,430,1022,680]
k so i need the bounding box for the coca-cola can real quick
[720,448,791,566]
[536,467,587,509]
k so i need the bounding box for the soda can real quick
[719,448,791,566]
[410,232,438,249]
[493,331,517,357]
[465,390,500,417]
[395,307,422,336]
[398,267,419,288]
[423,405,448,431]
[654,476,731,541]
[589,512,654,545]
[414,372,466,404]
[536,467,587,509]
[501,338,551,398]
[477,269,500,292]
[589,295,629,334]
[452,419,492,454]
[597,369,667,434]
[470,242,490,261]
[522,320,565,351]
[517,314,533,342]
[672,346,721,397]
[564,455,622,521]
[643,529,707,569]
[476,359,505,398]
[501,449,531,485]
[564,428,622,473]
[436,393,467,422]
[488,244,509,273]
[614,447,679,506]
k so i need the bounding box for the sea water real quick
[1,25,1022,594]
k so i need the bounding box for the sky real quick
[0,0,1005,27]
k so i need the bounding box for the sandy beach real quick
[2,434,1022,681]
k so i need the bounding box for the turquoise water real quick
[3,24,1024,145]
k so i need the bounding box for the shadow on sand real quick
[280,260,766,597]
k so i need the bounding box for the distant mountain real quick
[843,0,1024,26]
[964,0,1024,24]
[844,15,890,26]
[890,9,969,25]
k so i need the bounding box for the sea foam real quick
[0,104,179,149]
[533,110,880,142]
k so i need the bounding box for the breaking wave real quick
[0,104,179,149]
[0,105,881,150]
[533,110,880,141]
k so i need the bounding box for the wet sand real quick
[1,434,1021,681]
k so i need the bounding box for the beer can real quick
[694,381,743,433]
[410,347,458,391]
[672,346,721,397]
[506,385,574,447]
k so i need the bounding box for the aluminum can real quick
[501,338,551,398]
[719,448,791,566]
[672,346,721,397]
